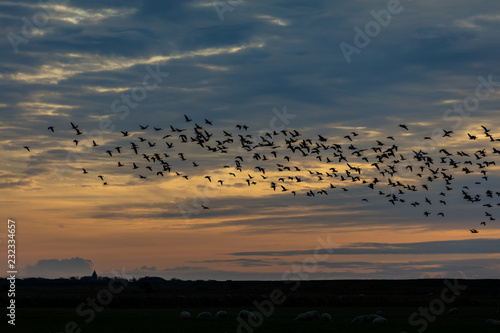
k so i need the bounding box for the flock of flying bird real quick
[23,115,500,234]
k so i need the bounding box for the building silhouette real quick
[80,270,98,281]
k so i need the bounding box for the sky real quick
[1,0,500,280]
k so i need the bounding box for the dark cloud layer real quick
[228,238,500,256]
[24,257,94,278]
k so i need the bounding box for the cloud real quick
[136,265,157,272]
[24,257,94,278]
[189,258,286,267]
[10,43,265,84]
[229,238,500,256]
[97,257,500,280]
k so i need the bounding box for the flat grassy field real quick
[2,278,500,332]
[14,306,500,332]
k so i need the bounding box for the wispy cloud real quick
[229,238,500,256]
[10,43,264,84]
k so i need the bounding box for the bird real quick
[443,129,453,137]
[23,146,30,152]
[48,126,55,132]
[82,168,88,174]
[131,143,139,154]
[31,119,497,234]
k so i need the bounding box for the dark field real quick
[2,278,500,332]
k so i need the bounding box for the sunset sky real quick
[1,0,500,280]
